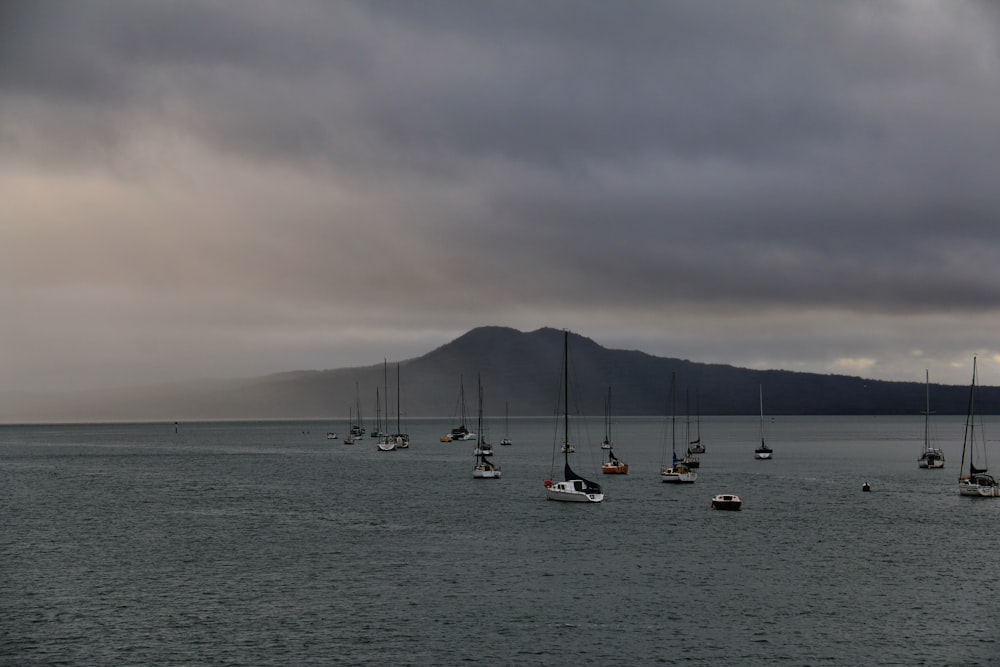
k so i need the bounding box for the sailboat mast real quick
[671,372,677,458]
[563,330,569,461]
[396,363,401,433]
[477,373,484,460]
[924,370,930,452]
[759,385,765,447]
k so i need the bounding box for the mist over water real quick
[3,417,999,665]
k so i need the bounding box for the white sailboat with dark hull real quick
[472,375,500,479]
[917,370,944,469]
[754,385,773,460]
[544,330,604,503]
[958,357,999,497]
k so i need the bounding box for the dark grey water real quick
[3,416,999,665]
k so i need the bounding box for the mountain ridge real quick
[0,325,992,422]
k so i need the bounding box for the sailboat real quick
[688,390,705,453]
[958,357,998,496]
[473,375,501,478]
[390,362,410,449]
[754,385,773,460]
[917,370,944,469]
[500,401,513,446]
[343,407,357,445]
[544,330,604,502]
[376,359,396,451]
[349,382,366,441]
[601,386,628,474]
[370,387,386,439]
[681,389,700,469]
[661,372,697,483]
[441,375,476,442]
[601,386,614,449]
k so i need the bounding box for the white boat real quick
[917,370,944,469]
[754,385,773,460]
[544,330,603,503]
[375,360,396,451]
[500,401,513,446]
[326,432,338,440]
[473,375,501,479]
[711,494,742,511]
[662,372,697,483]
[958,357,999,497]
[390,362,409,449]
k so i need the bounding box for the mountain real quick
[0,326,992,422]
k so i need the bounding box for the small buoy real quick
[544,479,553,488]
[862,482,871,492]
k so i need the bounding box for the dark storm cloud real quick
[3,0,1000,392]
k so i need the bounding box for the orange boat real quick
[601,460,629,474]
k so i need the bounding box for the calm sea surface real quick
[3,415,999,665]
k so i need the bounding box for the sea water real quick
[2,416,998,665]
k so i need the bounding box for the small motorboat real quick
[711,494,742,511]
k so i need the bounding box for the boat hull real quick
[754,451,772,460]
[661,467,697,483]
[918,450,945,469]
[601,463,628,474]
[473,468,501,479]
[711,495,742,511]
[959,480,1000,497]
[545,480,603,502]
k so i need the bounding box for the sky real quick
[3,0,1000,394]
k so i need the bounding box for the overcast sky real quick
[3,0,1000,393]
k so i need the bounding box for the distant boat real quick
[442,375,476,442]
[350,382,366,441]
[343,407,356,445]
[472,375,501,479]
[544,330,604,502]
[326,431,338,440]
[370,386,386,439]
[391,362,409,449]
[754,385,773,460]
[688,389,705,453]
[711,494,742,511]
[601,386,628,474]
[601,386,614,450]
[376,360,396,451]
[682,389,700,469]
[958,357,999,497]
[500,401,512,446]
[662,372,697,483]
[917,370,944,469]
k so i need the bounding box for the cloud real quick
[3,0,1000,393]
